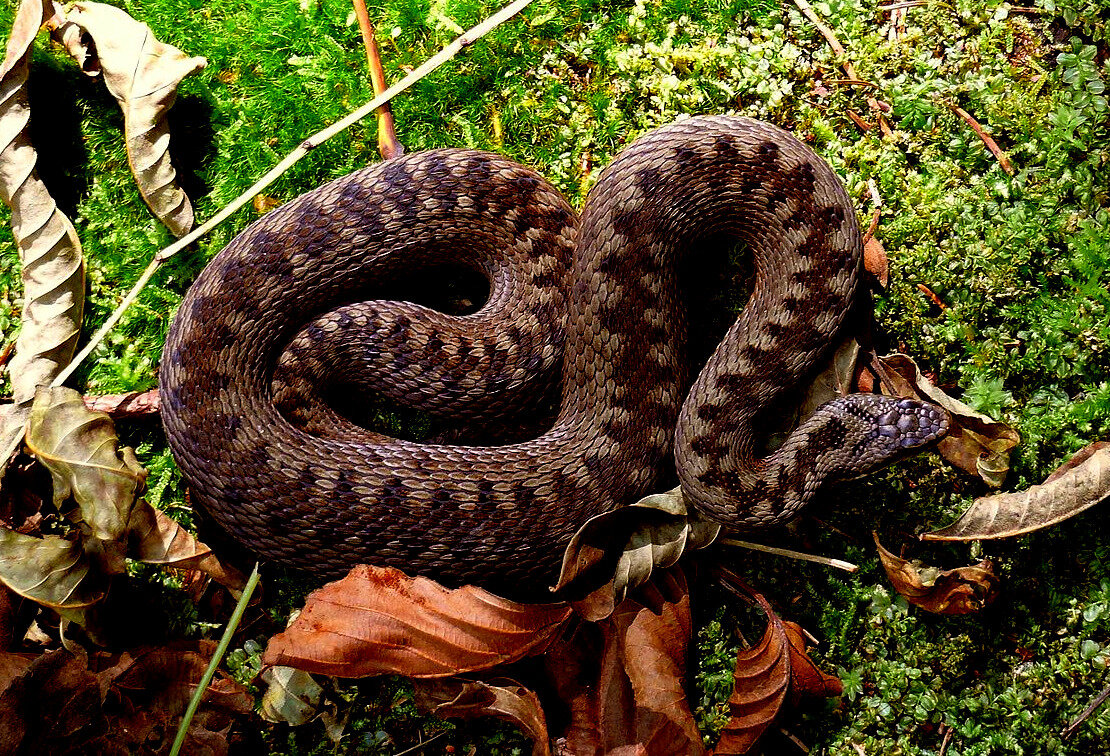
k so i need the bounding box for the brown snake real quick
[160,116,948,597]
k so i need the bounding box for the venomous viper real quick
[160,116,948,598]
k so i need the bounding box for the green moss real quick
[2,0,1110,752]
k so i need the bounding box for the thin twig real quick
[719,538,859,573]
[778,727,811,753]
[392,732,447,756]
[1062,681,1110,740]
[47,0,534,393]
[878,1,928,10]
[352,0,404,159]
[938,723,954,756]
[948,103,1014,175]
[83,388,161,418]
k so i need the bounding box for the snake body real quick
[160,116,947,597]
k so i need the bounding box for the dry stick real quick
[938,724,954,756]
[47,0,534,394]
[1062,681,1110,740]
[718,538,859,573]
[352,0,404,159]
[793,0,891,136]
[949,103,1014,175]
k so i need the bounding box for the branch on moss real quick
[948,103,1015,175]
[793,0,892,135]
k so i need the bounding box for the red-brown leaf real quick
[262,564,573,678]
[416,677,550,756]
[547,569,704,755]
[874,533,999,615]
[714,590,790,755]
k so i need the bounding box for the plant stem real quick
[170,562,261,756]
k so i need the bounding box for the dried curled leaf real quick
[923,442,1110,541]
[877,353,1019,486]
[715,580,842,754]
[554,487,719,621]
[546,569,704,755]
[874,533,999,615]
[7,387,242,625]
[0,0,86,471]
[63,1,205,236]
[415,678,550,756]
[262,564,573,678]
[0,528,105,609]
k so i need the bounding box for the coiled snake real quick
[160,116,948,597]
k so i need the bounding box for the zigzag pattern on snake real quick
[160,116,948,598]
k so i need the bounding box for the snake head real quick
[815,394,950,482]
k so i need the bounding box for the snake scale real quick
[160,116,948,597]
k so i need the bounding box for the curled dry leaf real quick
[263,564,573,678]
[923,441,1110,541]
[874,533,999,615]
[714,580,842,755]
[863,236,889,288]
[26,386,146,548]
[63,1,205,236]
[0,0,86,472]
[0,528,105,610]
[82,388,161,418]
[416,678,550,756]
[876,353,1019,486]
[554,487,719,621]
[547,569,704,756]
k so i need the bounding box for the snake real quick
[160,116,948,598]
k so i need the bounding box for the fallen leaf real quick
[874,533,999,615]
[0,652,34,696]
[0,528,105,610]
[260,665,323,726]
[127,501,246,592]
[416,677,550,756]
[0,0,86,473]
[82,388,161,418]
[26,386,145,548]
[547,569,705,755]
[782,622,843,704]
[713,578,843,754]
[555,487,719,621]
[63,1,206,236]
[262,564,573,678]
[0,642,254,755]
[922,441,1110,541]
[876,353,1019,486]
[863,237,889,287]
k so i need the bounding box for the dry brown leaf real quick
[923,441,1110,541]
[0,0,86,472]
[416,677,551,756]
[0,642,254,755]
[262,564,573,678]
[714,590,790,754]
[713,581,842,754]
[547,569,704,756]
[863,236,889,287]
[874,533,999,615]
[25,386,145,549]
[877,353,1019,486]
[555,487,719,621]
[63,2,205,237]
[782,622,843,705]
[127,502,247,591]
[83,388,161,418]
